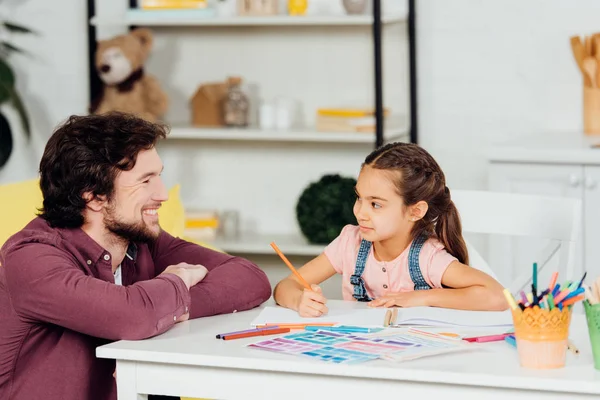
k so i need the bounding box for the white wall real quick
[0,0,88,184]
[417,0,600,190]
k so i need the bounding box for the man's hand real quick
[161,262,208,289]
[368,290,430,308]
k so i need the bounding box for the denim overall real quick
[350,235,431,302]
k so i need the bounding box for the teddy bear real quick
[90,28,168,122]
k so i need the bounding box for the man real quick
[0,112,272,400]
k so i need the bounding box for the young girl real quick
[274,142,508,317]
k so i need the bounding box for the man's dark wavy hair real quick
[38,112,168,228]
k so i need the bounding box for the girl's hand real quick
[297,284,329,317]
[368,291,430,308]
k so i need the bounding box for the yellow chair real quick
[0,178,44,247]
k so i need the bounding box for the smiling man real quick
[0,112,271,400]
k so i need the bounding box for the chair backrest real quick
[450,190,582,293]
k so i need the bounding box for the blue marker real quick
[505,335,517,348]
[305,325,379,334]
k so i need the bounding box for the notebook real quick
[391,307,513,328]
[250,304,388,328]
[250,300,513,329]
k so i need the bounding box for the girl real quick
[274,142,508,317]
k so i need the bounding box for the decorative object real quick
[274,97,297,129]
[224,76,249,127]
[296,174,357,244]
[288,0,308,16]
[215,0,237,16]
[237,0,278,16]
[90,28,168,122]
[190,81,228,126]
[258,101,275,129]
[342,0,367,15]
[0,16,34,169]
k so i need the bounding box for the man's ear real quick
[408,200,428,222]
[83,192,107,212]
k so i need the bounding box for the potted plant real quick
[0,11,33,169]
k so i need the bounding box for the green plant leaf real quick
[8,88,30,139]
[1,42,29,56]
[0,58,15,89]
[4,22,36,34]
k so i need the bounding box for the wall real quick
[416,0,600,190]
[0,0,88,184]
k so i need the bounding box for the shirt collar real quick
[58,226,138,265]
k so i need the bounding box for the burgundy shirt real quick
[0,217,271,400]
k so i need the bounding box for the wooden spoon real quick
[583,56,598,88]
[571,36,592,86]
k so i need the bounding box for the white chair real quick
[450,190,582,294]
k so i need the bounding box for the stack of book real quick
[315,107,391,133]
[183,209,219,241]
[139,0,208,9]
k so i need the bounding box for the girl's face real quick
[353,166,411,242]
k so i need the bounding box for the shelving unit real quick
[166,123,408,143]
[86,0,416,258]
[91,12,407,27]
[185,231,325,256]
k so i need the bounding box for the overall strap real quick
[350,239,373,302]
[408,234,432,291]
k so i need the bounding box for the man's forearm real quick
[188,257,271,318]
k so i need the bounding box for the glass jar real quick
[223,76,249,127]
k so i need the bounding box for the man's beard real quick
[104,205,159,244]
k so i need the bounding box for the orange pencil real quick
[548,272,559,291]
[270,241,312,290]
[222,327,290,340]
[561,294,584,307]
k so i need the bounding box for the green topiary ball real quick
[296,174,357,244]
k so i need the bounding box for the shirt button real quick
[173,315,177,321]
[185,306,189,313]
[383,284,388,289]
[382,267,387,272]
[87,260,92,265]
[104,254,110,261]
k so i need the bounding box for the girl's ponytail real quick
[435,200,469,265]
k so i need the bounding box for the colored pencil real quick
[270,241,312,290]
[222,327,290,340]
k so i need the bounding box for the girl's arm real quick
[426,261,508,310]
[273,253,337,315]
[370,261,509,311]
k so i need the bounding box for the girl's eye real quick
[372,202,381,209]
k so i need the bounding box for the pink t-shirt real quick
[324,225,457,301]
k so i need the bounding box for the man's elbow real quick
[255,267,272,304]
[240,258,272,304]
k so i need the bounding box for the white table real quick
[97,301,600,400]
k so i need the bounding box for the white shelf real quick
[189,232,326,257]
[91,12,407,27]
[166,126,408,144]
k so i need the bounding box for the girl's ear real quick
[83,192,107,213]
[408,200,428,222]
